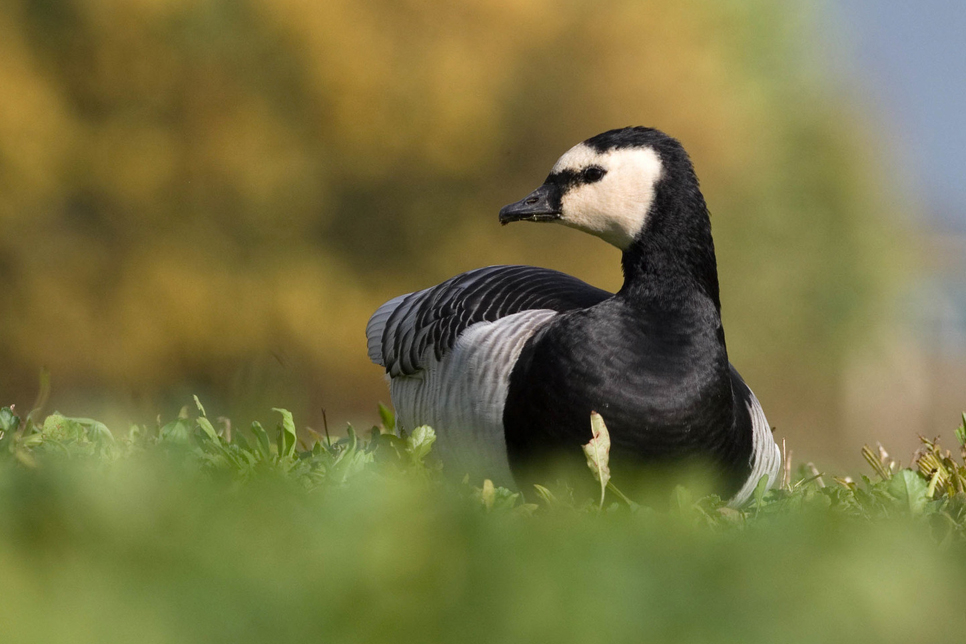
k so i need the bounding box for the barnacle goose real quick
[366,127,781,506]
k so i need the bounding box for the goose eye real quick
[583,166,605,183]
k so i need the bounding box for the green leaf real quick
[479,478,496,511]
[673,485,695,513]
[250,421,272,457]
[0,406,20,435]
[273,408,297,459]
[41,414,115,449]
[475,479,521,512]
[754,474,770,509]
[230,428,252,452]
[345,424,359,453]
[193,395,207,418]
[532,484,558,507]
[74,418,114,445]
[0,407,20,451]
[377,403,395,432]
[887,469,929,514]
[582,412,612,508]
[159,419,193,444]
[606,481,639,510]
[955,413,966,449]
[406,425,436,464]
[196,416,219,442]
[42,413,70,437]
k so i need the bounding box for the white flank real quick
[389,309,558,488]
[729,388,782,507]
[551,143,664,250]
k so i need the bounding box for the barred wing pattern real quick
[366,265,611,377]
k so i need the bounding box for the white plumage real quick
[373,308,558,487]
[730,391,782,506]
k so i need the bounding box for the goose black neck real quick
[619,166,721,312]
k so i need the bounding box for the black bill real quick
[498,184,561,225]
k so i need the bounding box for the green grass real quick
[0,400,964,643]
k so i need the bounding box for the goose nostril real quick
[525,197,539,205]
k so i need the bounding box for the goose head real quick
[499,127,699,251]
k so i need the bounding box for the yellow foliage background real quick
[0,0,905,460]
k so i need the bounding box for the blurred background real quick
[0,0,962,468]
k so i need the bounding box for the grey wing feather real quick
[365,265,611,377]
[367,293,409,365]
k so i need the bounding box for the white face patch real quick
[551,143,664,250]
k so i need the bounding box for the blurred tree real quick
[0,0,904,458]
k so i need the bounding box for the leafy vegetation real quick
[1,399,964,642]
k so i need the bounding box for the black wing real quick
[366,265,611,377]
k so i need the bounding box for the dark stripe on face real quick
[545,166,607,202]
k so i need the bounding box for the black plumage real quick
[366,126,779,503]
